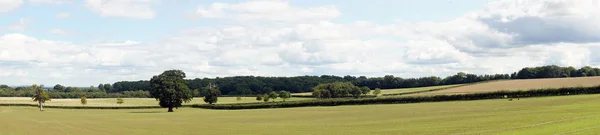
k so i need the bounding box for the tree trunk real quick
[168,104,174,112]
[39,101,43,111]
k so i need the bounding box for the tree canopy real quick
[31,84,51,111]
[149,70,193,112]
[202,83,221,104]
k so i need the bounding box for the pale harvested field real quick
[412,76,600,96]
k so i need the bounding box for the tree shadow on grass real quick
[128,111,165,113]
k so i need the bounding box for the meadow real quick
[0,97,312,106]
[2,94,600,134]
[411,76,600,96]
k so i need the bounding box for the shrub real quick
[236,96,242,101]
[268,91,279,102]
[256,94,263,101]
[80,96,87,105]
[263,94,269,102]
[117,98,124,104]
[373,88,381,96]
[278,91,291,101]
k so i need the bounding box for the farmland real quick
[2,94,600,134]
[411,76,600,96]
[292,84,464,96]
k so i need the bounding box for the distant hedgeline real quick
[0,65,599,98]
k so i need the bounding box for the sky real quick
[1,0,600,87]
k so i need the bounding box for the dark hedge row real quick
[192,85,600,110]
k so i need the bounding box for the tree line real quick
[2,65,599,97]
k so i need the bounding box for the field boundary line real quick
[381,84,468,96]
[452,114,599,135]
[553,125,600,135]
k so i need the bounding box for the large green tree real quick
[31,84,51,111]
[149,70,193,112]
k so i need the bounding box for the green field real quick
[0,97,312,106]
[2,94,600,134]
[292,84,462,96]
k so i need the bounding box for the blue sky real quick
[1,0,493,43]
[1,0,599,86]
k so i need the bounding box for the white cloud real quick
[194,0,340,22]
[29,0,73,4]
[0,0,22,12]
[6,0,600,86]
[56,12,70,18]
[84,0,157,19]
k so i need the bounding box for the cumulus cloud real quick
[84,0,157,19]
[194,0,340,22]
[6,0,600,86]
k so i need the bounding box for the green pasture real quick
[0,97,312,106]
[2,94,600,134]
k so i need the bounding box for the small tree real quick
[202,84,221,105]
[263,94,269,102]
[373,88,382,96]
[256,94,263,101]
[117,98,124,104]
[236,96,242,101]
[360,86,371,95]
[80,96,87,105]
[31,84,51,111]
[268,91,279,102]
[278,91,291,101]
[350,87,362,98]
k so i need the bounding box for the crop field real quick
[0,97,312,106]
[1,94,600,134]
[292,84,463,96]
[412,76,600,96]
[378,84,463,95]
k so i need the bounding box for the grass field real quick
[2,94,600,134]
[0,97,312,106]
[291,84,463,96]
[411,76,600,96]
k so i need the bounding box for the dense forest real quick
[1,65,600,97]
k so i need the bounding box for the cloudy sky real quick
[1,0,599,86]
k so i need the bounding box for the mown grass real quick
[0,97,312,106]
[1,94,600,134]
